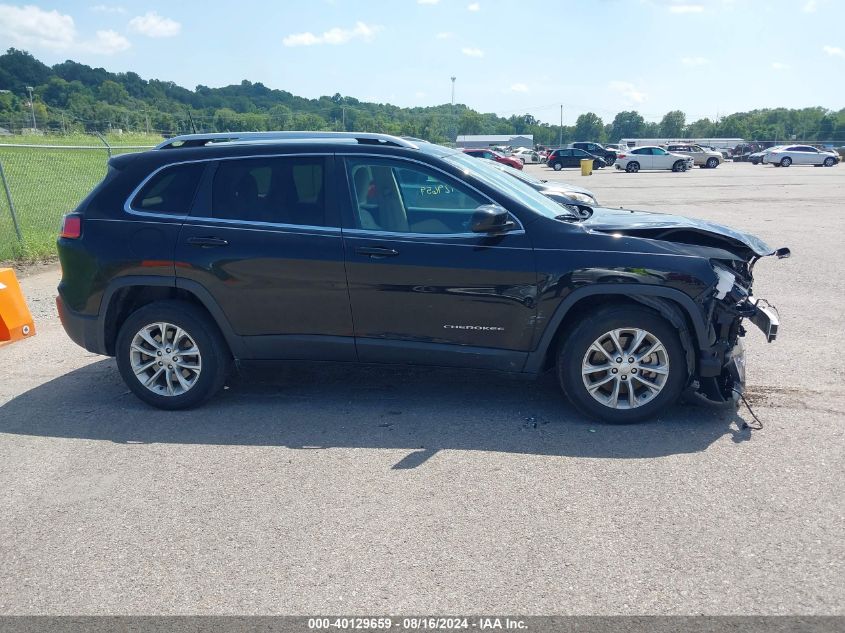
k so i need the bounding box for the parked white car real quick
[614,146,695,173]
[511,148,543,164]
[764,145,840,167]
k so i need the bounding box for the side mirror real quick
[470,204,515,234]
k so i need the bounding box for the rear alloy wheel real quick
[780,157,792,167]
[625,161,640,173]
[706,157,719,168]
[116,300,230,410]
[558,306,686,423]
[552,161,563,171]
[823,157,835,167]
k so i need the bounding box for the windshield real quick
[442,151,572,220]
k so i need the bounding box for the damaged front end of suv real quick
[583,209,790,405]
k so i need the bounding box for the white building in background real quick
[456,134,534,149]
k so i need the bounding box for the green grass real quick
[0,135,157,262]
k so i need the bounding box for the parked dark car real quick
[569,142,617,165]
[57,131,786,423]
[547,148,607,171]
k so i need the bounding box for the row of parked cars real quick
[464,142,729,174]
[743,145,840,167]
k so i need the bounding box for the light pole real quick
[559,104,563,148]
[451,76,456,143]
[26,86,36,130]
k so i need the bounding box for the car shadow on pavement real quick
[0,358,755,468]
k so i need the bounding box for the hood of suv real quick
[581,206,775,258]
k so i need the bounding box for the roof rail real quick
[155,131,419,150]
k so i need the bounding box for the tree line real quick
[1,48,843,145]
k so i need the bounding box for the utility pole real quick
[26,86,36,130]
[60,110,66,134]
[342,106,346,131]
[451,76,457,144]
[559,104,563,147]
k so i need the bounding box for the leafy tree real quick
[610,111,645,141]
[99,80,129,105]
[573,112,604,142]
[659,110,685,138]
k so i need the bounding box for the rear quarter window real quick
[130,162,205,215]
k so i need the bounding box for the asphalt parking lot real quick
[0,161,843,615]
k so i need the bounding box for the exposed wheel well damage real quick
[541,293,697,377]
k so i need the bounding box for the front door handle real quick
[187,236,229,248]
[355,246,399,258]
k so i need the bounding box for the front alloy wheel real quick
[780,157,792,167]
[558,306,685,423]
[581,328,669,410]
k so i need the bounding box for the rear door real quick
[631,147,653,169]
[339,155,537,371]
[175,154,355,360]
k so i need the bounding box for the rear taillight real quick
[617,154,626,159]
[60,214,82,239]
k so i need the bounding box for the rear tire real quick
[625,161,639,173]
[116,300,231,410]
[557,306,687,424]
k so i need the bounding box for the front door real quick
[175,154,355,360]
[339,156,537,371]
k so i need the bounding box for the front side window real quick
[652,148,667,155]
[210,156,327,226]
[131,162,205,214]
[346,158,488,234]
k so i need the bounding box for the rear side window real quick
[210,156,328,226]
[131,163,204,214]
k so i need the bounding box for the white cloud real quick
[435,31,452,39]
[128,11,181,38]
[510,83,528,93]
[90,4,125,13]
[0,4,77,50]
[823,45,845,58]
[609,80,646,103]
[83,29,130,54]
[467,2,480,11]
[802,0,817,12]
[0,4,130,54]
[771,62,790,70]
[461,47,483,57]
[681,56,709,66]
[669,4,704,13]
[418,0,440,4]
[283,21,382,47]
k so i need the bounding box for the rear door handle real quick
[355,246,399,258]
[187,236,229,248]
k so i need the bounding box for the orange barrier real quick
[0,268,35,344]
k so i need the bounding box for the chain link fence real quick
[0,141,152,261]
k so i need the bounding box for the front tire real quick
[557,306,687,423]
[116,300,231,410]
[706,157,719,168]
[672,160,686,172]
[625,161,639,173]
[552,161,563,171]
[824,157,835,167]
[780,157,792,167]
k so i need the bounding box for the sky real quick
[0,0,843,125]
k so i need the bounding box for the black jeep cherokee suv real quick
[56,132,786,423]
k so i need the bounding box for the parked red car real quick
[461,148,523,170]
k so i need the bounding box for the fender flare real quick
[523,284,710,374]
[97,275,245,357]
